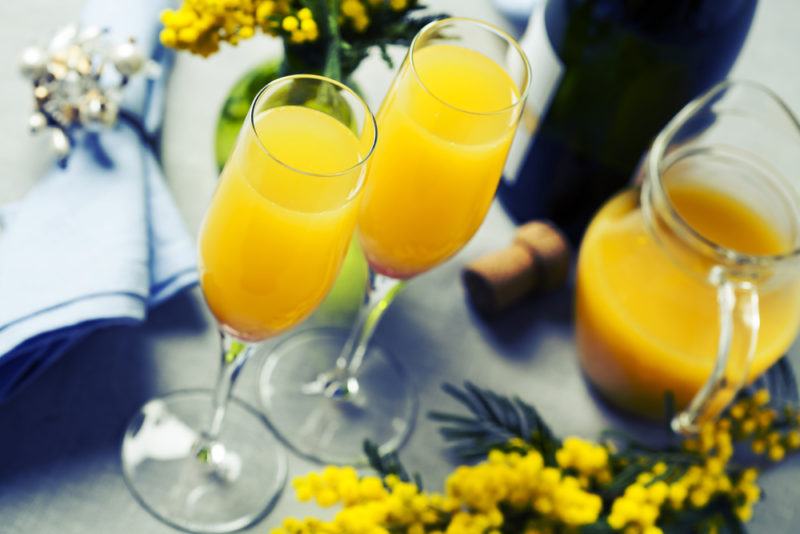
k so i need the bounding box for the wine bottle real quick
[499,0,757,241]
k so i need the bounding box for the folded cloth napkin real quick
[0,0,198,401]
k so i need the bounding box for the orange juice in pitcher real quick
[576,81,800,431]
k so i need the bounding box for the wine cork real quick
[514,221,571,291]
[462,221,570,315]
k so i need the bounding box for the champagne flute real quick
[121,75,376,533]
[260,18,531,464]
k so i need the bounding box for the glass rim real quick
[408,17,532,117]
[648,78,800,266]
[247,74,378,178]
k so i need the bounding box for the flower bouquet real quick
[159,0,445,168]
[274,369,800,534]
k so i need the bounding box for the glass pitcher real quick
[576,80,800,432]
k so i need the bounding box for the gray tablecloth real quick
[2,1,800,533]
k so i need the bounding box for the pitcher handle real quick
[672,267,761,434]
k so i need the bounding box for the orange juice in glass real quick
[200,105,367,340]
[260,18,531,465]
[576,81,800,432]
[359,43,522,278]
[121,75,376,533]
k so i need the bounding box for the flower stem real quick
[323,0,342,80]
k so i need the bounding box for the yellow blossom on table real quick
[271,386,800,534]
[256,1,275,21]
[292,466,390,508]
[160,28,178,47]
[682,414,735,461]
[341,0,370,32]
[741,417,757,436]
[342,0,366,17]
[768,444,786,462]
[300,19,319,40]
[555,436,612,487]
[608,481,664,532]
[352,15,370,31]
[730,401,747,420]
[282,15,299,31]
[668,482,688,509]
[787,430,800,449]
[159,0,313,56]
[447,449,601,527]
[758,409,777,429]
[753,388,771,406]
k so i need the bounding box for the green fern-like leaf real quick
[338,8,448,76]
[429,382,561,465]
[363,441,423,490]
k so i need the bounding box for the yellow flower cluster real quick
[683,419,734,462]
[447,449,602,526]
[273,387,800,533]
[607,457,758,534]
[723,388,800,461]
[341,0,413,33]
[607,463,669,534]
[341,0,371,32]
[278,466,454,534]
[681,389,800,465]
[731,468,762,522]
[273,449,602,534]
[293,466,389,507]
[282,8,320,44]
[607,389,790,533]
[555,436,613,488]
[159,0,420,56]
[159,0,317,56]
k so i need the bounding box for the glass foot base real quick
[258,328,417,465]
[121,390,287,534]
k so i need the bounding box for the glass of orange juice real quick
[120,75,376,532]
[576,81,800,433]
[259,18,531,464]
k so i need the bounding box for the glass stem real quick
[205,332,252,442]
[325,270,404,400]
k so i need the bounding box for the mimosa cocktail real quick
[200,106,364,340]
[122,75,376,532]
[260,19,531,465]
[359,44,520,278]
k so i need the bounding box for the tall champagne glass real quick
[260,18,531,464]
[121,75,376,533]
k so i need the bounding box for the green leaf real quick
[719,510,748,534]
[378,42,393,69]
[580,521,616,534]
[430,382,561,464]
[602,462,649,498]
[363,441,422,490]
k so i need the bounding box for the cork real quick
[462,221,570,315]
[514,221,571,291]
